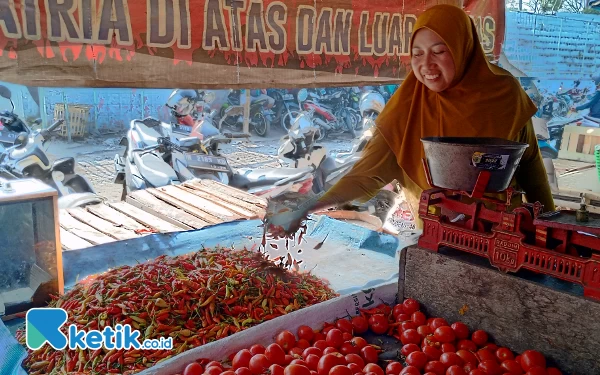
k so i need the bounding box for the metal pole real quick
[38,87,48,128]
[243,89,250,134]
[62,91,71,143]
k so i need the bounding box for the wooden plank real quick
[568,133,581,152]
[58,210,115,245]
[592,136,600,154]
[196,179,268,207]
[576,133,586,153]
[107,201,184,233]
[176,184,256,218]
[67,207,138,241]
[559,130,570,153]
[59,228,93,251]
[146,189,222,224]
[86,203,148,231]
[157,185,240,222]
[128,190,209,229]
[185,180,264,216]
[583,135,592,155]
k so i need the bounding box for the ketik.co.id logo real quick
[26,308,172,350]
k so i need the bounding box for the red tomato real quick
[223,371,236,375]
[265,344,287,366]
[524,367,547,375]
[235,368,252,375]
[462,363,477,374]
[233,350,253,370]
[434,326,456,343]
[476,349,497,363]
[297,340,311,350]
[249,355,271,375]
[400,322,418,332]
[406,351,428,370]
[345,354,365,368]
[360,346,379,364]
[304,347,323,358]
[314,333,327,343]
[400,366,421,375]
[324,347,340,355]
[350,337,368,350]
[441,343,456,353]
[396,314,411,323]
[402,299,420,314]
[545,368,562,375]
[326,329,345,349]
[471,331,488,347]
[270,364,285,375]
[352,316,369,334]
[500,360,524,375]
[468,371,486,375]
[401,344,421,357]
[423,345,443,361]
[411,311,427,326]
[369,315,390,335]
[314,340,328,352]
[318,355,344,375]
[456,350,478,366]
[290,348,305,357]
[206,362,223,370]
[440,353,464,368]
[342,333,353,342]
[478,360,503,375]
[285,356,294,366]
[446,365,467,375]
[291,360,310,368]
[495,348,514,362]
[457,340,478,353]
[250,345,266,355]
[277,331,297,351]
[485,344,499,353]
[392,304,404,318]
[203,368,222,375]
[386,362,404,375]
[322,326,335,335]
[183,362,203,375]
[311,372,318,375]
[424,361,446,375]
[519,351,546,372]
[285,364,311,375]
[451,323,470,340]
[347,363,362,374]
[340,342,360,356]
[297,325,315,342]
[430,318,449,330]
[306,355,320,371]
[400,329,421,345]
[418,325,433,337]
[363,364,385,375]
[329,366,352,375]
[336,319,354,334]
[423,336,441,349]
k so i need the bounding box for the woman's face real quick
[411,28,456,92]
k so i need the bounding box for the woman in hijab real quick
[307,4,555,225]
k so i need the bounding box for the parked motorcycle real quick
[218,89,273,137]
[0,86,98,202]
[115,117,315,199]
[165,89,216,135]
[267,89,301,132]
[298,88,357,138]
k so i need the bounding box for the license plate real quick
[282,94,294,101]
[185,153,230,172]
[174,125,192,133]
[0,130,17,145]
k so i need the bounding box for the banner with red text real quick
[0,0,504,88]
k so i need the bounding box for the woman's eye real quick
[412,53,423,57]
[433,50,446,55]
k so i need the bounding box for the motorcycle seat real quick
[134,121,164,147]
[133,152,178,188]
[231,167,312,189]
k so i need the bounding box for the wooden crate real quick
[53,103,92,138]
[558,125,600,163]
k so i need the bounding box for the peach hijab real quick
[376,4,537,192]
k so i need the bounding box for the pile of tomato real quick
[174,298,563,375]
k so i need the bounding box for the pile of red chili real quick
[16,247,338,375]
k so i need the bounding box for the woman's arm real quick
[514,120,556,212]
[311,128,402,212]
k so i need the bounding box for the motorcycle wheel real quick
[219,106,239,128]
[253,112,270,137]
[554,100,568,117]
[343,111,357,138]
